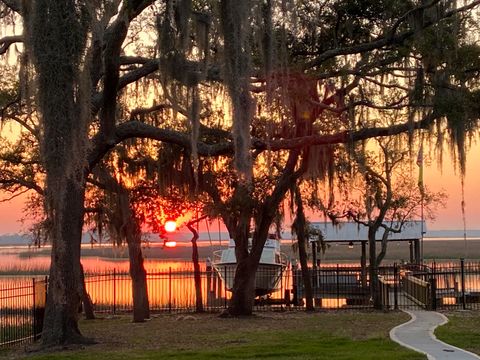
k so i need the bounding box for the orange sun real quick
[164,220,177,233]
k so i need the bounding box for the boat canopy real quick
[227,237,281,250]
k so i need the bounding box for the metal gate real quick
[379,260,480,311]
[378,264,433,310]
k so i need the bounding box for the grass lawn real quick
[5,311,425,360]
[435,311,480,355]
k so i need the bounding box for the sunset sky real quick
[0,139,478,235]
[423,140,479,231]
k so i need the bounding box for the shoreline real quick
[0,240,479,276]
[1,239,479,261]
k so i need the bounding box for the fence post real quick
[460,258,466,310]
[430,263,437,311]
[280,266,284,309]
[113,269,116,315]
[32,278,36,340]
[206,260,212,309]
[336,264,340,309]
[292,268,298,306]
[429,278,437,310]
[224,267,227,309]
[393,263,398,310]
[169,267,172,313]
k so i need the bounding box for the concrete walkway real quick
[390,310,480,360]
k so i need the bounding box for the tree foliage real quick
[0,0,479,342]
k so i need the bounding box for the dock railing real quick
[402,274,431,308]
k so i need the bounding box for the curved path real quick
[390,310,480,360]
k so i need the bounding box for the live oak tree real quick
[0,82,153,322]
[0,0,479,345]
[205,0,480,316]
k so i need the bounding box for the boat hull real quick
[212,262,285,297]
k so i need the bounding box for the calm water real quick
[1,244,479,312]
[0,246,198,274]
[0,245,290,311]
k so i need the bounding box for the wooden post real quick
[414,239,421,264]
[409,240,414,263]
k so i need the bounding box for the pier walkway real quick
[390,310,480,360]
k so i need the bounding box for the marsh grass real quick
[7,311,426,360]
[1,239,480,277]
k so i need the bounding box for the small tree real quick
[291,185,314,311]
[328,138,446,308]
[185,215,208,313]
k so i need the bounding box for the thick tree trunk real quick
[127,232,150,322]
[121,192,149,323]
[28,0,91,346]
[228,258,257,316]
[41,179,90,345]
[227,218,255,316]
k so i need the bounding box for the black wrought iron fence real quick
[2,259,480,349]
[85,268,225,313]
[0,277,47,348]
[293,266,371,309]
[376,260,480,311]
[428,260,480,310]
[84,266,290,313]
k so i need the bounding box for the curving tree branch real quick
[0,35,22,55]
[0,0,21,13]
[87,110,439,171]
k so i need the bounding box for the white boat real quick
[212,235,288,296]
